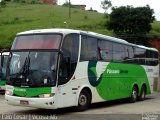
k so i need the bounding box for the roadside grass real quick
[0,3,110,48]
[0,3,160,48]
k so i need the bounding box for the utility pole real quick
[69,0,71,18]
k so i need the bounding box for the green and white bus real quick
[5,29,159,111]
[0,51,9,90]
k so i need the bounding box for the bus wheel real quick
[129,86,138,103]
[77,89,91,111]
[138,85,146,101]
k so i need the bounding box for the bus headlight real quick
[5,90,13,95]
[39,93,55,98]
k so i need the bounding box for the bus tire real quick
[129,86,138,103]
[77,89,91,111]
[138,85,146,101]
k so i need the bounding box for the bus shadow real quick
[90,97,153,110]
[14,97,155,115]
[16,107,77,115]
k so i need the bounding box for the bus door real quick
[56,34,79,108]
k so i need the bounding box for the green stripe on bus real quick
[13,87,52,97]
[0,80,6,85]
[88,61,151,101]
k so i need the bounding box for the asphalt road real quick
[0,92,160,120]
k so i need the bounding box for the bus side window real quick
[113,43,125,62]
[58,57,71,85]
[80,36,98,61]
[146,50,159,66]
[134,47,146,65]
[123,46,134,63]
[98,40,112,61]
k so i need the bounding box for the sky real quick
[58,0,160,20]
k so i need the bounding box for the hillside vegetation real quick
[0,3,160,48]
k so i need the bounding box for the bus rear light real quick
[39,93,55,98]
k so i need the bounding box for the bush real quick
[31,0,36,4]
[21,0,26,3]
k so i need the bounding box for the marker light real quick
[39,93,55,98]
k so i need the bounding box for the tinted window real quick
[80,35,98,61]
[128,46,134,59]
[59,34,79,85]
[113,43,126,62]
[123,46,134,63]
[134,48,146,65]
[98,40,112,61]
[12,34,62,50]
[62,34,79,62]
[134,48,146,58]
[146,50,158,58]
[146,50,159,66]
[151,51,159,58]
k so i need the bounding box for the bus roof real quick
[17,28,80,35]
[17,28,128,43]
[16,28,158,52]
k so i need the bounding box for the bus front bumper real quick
[5,95,57,109]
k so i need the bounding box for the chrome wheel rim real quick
[132,88,137,100]
[141,89,145,99]
[79,94,87,106]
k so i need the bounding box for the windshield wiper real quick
[23,56,30,77]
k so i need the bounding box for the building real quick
[149,39,160,52]
[42,0,57,4]
[72,5,86,10]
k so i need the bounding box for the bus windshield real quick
[0,55,9,80]
[7,51,58,87]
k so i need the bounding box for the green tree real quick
[62,1,72,7]
[101,0,112,13]
[0,0,6,7]
[107,5,155,45]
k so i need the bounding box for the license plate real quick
[20,100,29,105]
